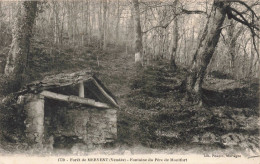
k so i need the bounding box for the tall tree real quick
[186,0,259,103]
[102,0,107,49]
[186,0,228,104]
[0,1,2,32]
[226,20,244,75]
[4,1,37,79]
[170,0,178,69]
[132,0,143,65]
[52,1,60,44]
[116,0,120,42]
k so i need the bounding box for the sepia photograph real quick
[0,0,259,163]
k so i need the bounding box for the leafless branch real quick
[229,0,259,19]
[142,15,178,34]
[228,7,259,37]
[239,2,260,15]
[181,9,207,15]
[252,35,259,59]
[220,31,227,43]
[141,8,207,34]
[219,24,232,30]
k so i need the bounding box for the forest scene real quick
[0,0,259,157]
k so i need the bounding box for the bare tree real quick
[186,0,228,104]
[132,0,143,65]
[226,20,244,75]
[0,1,2,32]
[186,0,259,104]
[103,0,108,49]
[4,1,37,79]
[170,0,178,69]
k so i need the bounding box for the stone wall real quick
[45,103,117,147]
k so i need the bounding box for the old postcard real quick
[0,0,259,163]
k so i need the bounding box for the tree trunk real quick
[59,5,65,45]
[170,0,178,69]
[103,0,107,49]
[256,20,260,78]
[132,0,143,65]
[81,1,85,46]
[53,2,60,44]
[227,20,243,76]
[227,20,235,74]
[99,0,103,48]
[186,0,228,103]
[67,1,73,44]
[4,1,37,79]
[0,1,2,32]
[88,0,91,45]
[116,0,120,42]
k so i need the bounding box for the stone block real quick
[24,94,44,146]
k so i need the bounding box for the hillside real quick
[0,40,259,156]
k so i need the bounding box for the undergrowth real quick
[124,61,259,154]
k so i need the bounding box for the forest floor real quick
[0,40,259,156]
